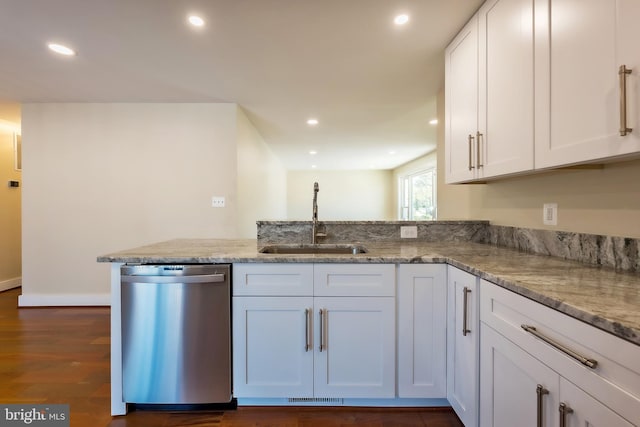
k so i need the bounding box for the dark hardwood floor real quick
[0,287,463,427]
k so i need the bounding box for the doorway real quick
[0,104,22,292]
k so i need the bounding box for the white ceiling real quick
[0,0,482,170]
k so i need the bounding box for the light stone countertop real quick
[98,238,640,346]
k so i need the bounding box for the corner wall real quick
[236,108,287,237]
[20,103,241,305]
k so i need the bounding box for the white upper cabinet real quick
[478,0,535,177]
[447,0,640,180]
[445,0,535,184]
[445,15,479,183]
[535,0,640,168]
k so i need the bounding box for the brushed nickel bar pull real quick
[304,308,311,352]
[319,309,325,352]
[476,131,483,168]
[462,286,471,336]
[536,384,549,427]
[559,402,573,427]
[468,134,475,170]
[121,273,225,284]
[619,65,633,136]
[522,325,598,369]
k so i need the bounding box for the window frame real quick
[398,167,437,221]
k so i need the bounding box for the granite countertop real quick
[98,238,640,346]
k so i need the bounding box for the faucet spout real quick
[313,182,319,221]
[312,182,325,244]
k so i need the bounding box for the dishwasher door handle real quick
[121,273,225,284]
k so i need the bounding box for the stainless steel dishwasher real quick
[120,264,232,405]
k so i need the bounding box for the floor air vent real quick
[287,397,344,405]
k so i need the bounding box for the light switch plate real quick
[400,226,418,238]
[212,196,225,208]
[543,203,557,226]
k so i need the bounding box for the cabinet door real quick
[618,0,640,147]
[478,0,534,178]
[397,264,447,398]
[559,378,633,427]
[314,297,395,398]
[232,297,314,398]
[535,0,640,168]
[447,267,479,427]
[445,15,479,183]
[480,324,559,427]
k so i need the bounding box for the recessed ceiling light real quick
[307,118,319,126]
[188,15,205,27]
[429,119,438,125]
[311,165,317,169]
[394,14,410,25]
[47,43,76,56]
[309,150,317,155]
[389,150,397,155]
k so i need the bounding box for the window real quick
[399,168,436,220]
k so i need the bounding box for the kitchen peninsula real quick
[98,222,640,424]
[99,237,640,343]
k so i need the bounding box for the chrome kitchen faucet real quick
[312,182,326,244]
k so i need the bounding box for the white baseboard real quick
[0,277,21,292]
[18,293,111,307]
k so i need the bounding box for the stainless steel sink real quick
[259,244,368,255]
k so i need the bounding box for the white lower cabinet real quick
[480,323,559,427]
[233,296,314,397]
[480,281,640,426]
[232,263,396,400]
[558,377,633,427]
[314,296,395,398]
[447,266,479,427]
[481,325,633,427]
[397,264,447,398]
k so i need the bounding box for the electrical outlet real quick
[543,203,557,226]
[212,196,225,208]
[400,226,418,238]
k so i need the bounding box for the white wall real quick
[236,107,287,236]
[20,103,253,305]
[287,170,394,220]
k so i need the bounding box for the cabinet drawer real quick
[480,280,640,423]
[233,264,313,296]
[313,264,395,297]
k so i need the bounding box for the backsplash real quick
[478,225,640,273]
[257,221,488,245]
[257,220,640,273]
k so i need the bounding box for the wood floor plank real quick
[0,288,463,427]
